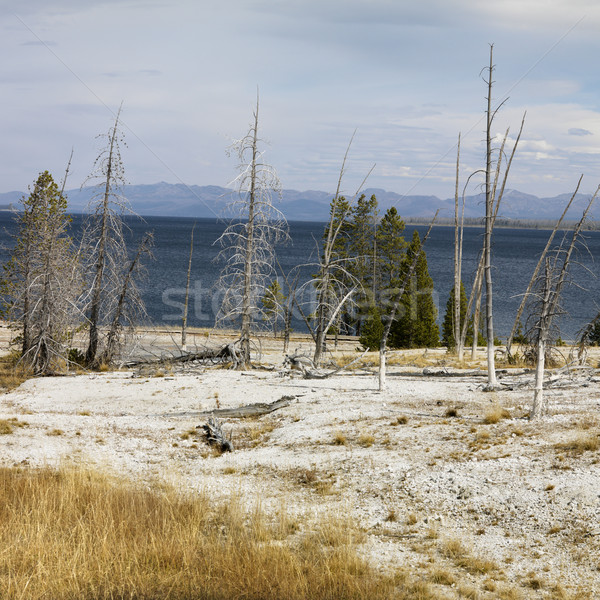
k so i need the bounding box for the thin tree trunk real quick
[313,136,354,367]
[182,222,196,351]
[530,259,552,420]
[104,233,153,363]
[484,46,497,389]
[471,269,484,360]
[239,103,259,369]
[506,178,581,356]
[453,133,464,359]
[86,109,120,366]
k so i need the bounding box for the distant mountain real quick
[0,182,596,223]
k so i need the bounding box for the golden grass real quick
[358,432,375,447]
[483,405,512,424]
[332,431,348,445]
[0,352,31,392]
[554,432,600,455]
[0,465,413,600]
[0,417,28,435]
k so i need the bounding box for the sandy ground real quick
[1,329,599,597]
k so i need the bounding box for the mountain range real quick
[0,182,597,223]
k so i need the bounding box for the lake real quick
[1,212,598,341]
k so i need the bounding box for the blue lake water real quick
[1,212,598,341]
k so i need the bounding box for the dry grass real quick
[0,465,411,600]
[0,353,31,392]
[554,432,600,455]
[0,417,28,435]
[483,404,512,424]
[332,431,348,445]
[358,432,375,447]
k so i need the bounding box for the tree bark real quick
[182,222,196,351]
[484,46,497,389]
[506,178,581,357]
[86,109,120,366]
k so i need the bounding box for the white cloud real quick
[1,0,600,200]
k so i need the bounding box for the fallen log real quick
[300,349,371,379]
[196,395,297,418]
[126,344,236,368]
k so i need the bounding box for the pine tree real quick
[2,171,80,374]
[348,193,378,334]
[376,207,407,315]
[390,230,439,348]
[358,305,384,351]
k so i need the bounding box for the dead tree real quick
[81,105,149,367]
[199,417,233,452]
[462,47,525,383]
[527,186,597,419]
[309,135,374,366]
[506,178,580,357]
[453,133,466,359]
[379,211,439,391]
[101,232,154,365]
[215,93,289,369]
[182,222,196,351]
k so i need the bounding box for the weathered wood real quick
[196,395,296,418]
[126,344,235,368]
[200,416,233,452]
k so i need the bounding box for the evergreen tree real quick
[376,207,407,315]
[2,171,80,374]
[348,194,378,335]
[358,305,384,351]
[390,230,439,348]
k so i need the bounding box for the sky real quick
[2,0,600,201]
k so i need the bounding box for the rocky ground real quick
[1,328,599,599]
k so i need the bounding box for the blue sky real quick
[2,0,600,200]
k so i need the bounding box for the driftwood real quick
[284,349,370,379]
[199,417,233,452]
[126,343,237,368]
[196,395,296,419]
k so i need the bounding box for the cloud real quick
[568,127,593,136]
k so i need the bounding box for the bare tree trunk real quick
[506,178,580,356]
[103,233,153,363]
[86,108,120,366]
[313,137,354,367]
[239,107,259,369]
[182,222,196,351]
[453,133,464,359]
[530,259,552,419]
[471,269,484,360]
[483,46,497,389]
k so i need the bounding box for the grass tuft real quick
[358,432,375,447]
[483,404,511,424]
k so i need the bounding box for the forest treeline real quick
[403,216,600,231]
